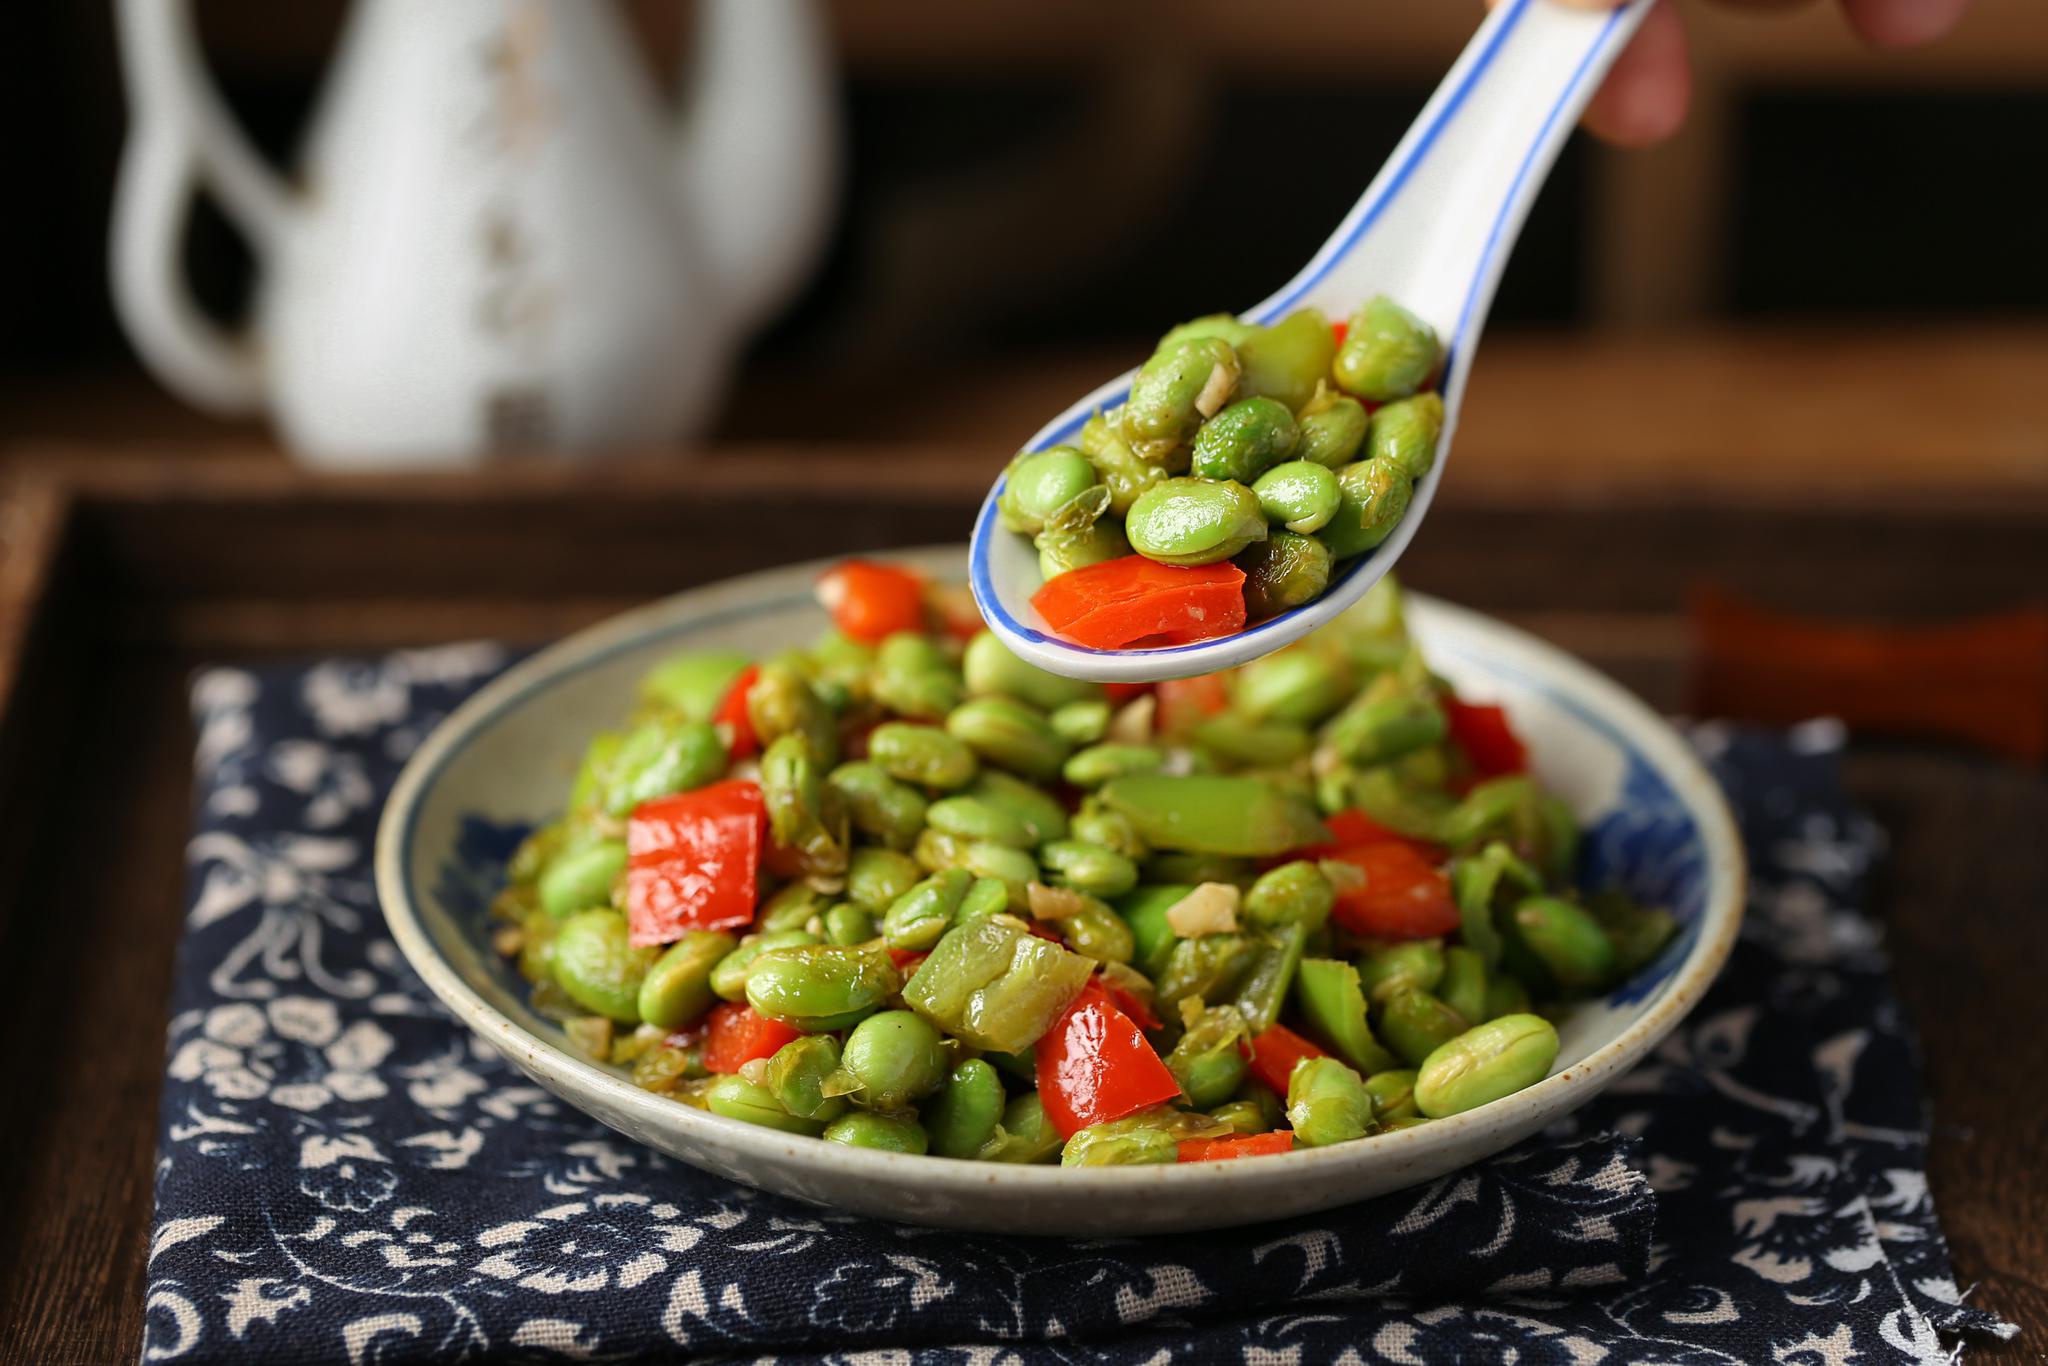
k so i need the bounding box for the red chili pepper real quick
[1443,696,1528,778]
[1103,681,1153,706]
[1024,921,1065,943]
[816,559,928,644]
[1178,1130,1294,1162]
[1330,320,1349,347]
[1031,556,1246,651]
[886,948,929,974]
[626,780,764,946]
[701,1002,801,1075]
[1154,673,1231,737]
[1099,975,1162,1031]
[1325,841,1460,939]
[1243,1024,1325,1095]
[1036,983,1181,1137]
[711,664,761,760]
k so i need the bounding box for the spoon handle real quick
[1250,0,1653,348]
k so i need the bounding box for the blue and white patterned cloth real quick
[145,646,2016,1364]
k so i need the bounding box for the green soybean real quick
[760,1034,849,1122]
[822,1111,930,1154]
[1237,308,1337,412]
[883,869,973,952]
[1191,396,1299,483]
[1296,391,1369,469]
[1437,945,1490,1024]
[1326,693,1447,767]
[921,1059,1007,1158]
[704,1076,826,1136]
[1294,957,1400,1076]
[637,930,737,1030]
[1365,392,1444,482]
[1356,940,1445,1004]
[709,929,820,1002]
[1124,337,1240,462]
[1165,1004,1252,1108]
[1285,1056,1375,1147]
[999,448,1102,535]
[1238,531,1332,619]
[638,650,751,722]
[828,761,929,850]
[1414,1014,1560,1118]
[1252,461,1342,534]
[946,696,1070,782]
[1243,860,1334,932]
[1318,459,1412,560]
[1071,804,1149,861]
[1081,409,1168,515]
[1378,988,1470,1067]
[1125,477,1269,567]
[600,718,726,817]
[840,1010,949,1111]
[552,910,656,1025]
[968,770,1072,844]
[1192,713,1312,767]
[1363,1067,1420,1122]
[1049,699,1111,746]
[744,944,899,1033]
[539,839,626,919]
[822,903,877,946]
[1037,517,1132,580]
[868,722,978,790]
[844,847,923,914]
[1064,743,1166,789]
[1232,646,1354,725]
[1039,839,1140,899]
[975,1093,1066,1164]
[1333,295,1441,403]
[1512,896,1618,992]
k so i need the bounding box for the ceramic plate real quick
[375,547,1743,1234]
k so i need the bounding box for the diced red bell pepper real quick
[626,780,764,946]
[1243,1023,1326,1095]
[816,559,928,644]
[1178,1130,1294,1162]
[1036,983,1181,1137]
[886,948,929,974]
[1444,696,1528,778]
[1330,320,1349,347]
[1025,920,1065,943]
[929,582,986,642]
[712,664,761,760]
[1103,681,1153,706]
[1031,556,1246,651]
[1154,672,1232,736]
[1325,841,1460,939]
[701,1002,801,1075]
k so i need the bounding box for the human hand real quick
[1507,0,1972,145]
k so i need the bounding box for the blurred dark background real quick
[2,0,2045,457]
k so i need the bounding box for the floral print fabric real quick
[144,650,2014,1363]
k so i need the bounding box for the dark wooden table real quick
[0,456,2041,1363]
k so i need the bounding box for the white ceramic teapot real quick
[111,0,837,465]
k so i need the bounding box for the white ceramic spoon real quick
[970,0,1653,682]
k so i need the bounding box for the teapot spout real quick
[675,0,839,335]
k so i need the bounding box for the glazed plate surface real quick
[376,548,1743,1234]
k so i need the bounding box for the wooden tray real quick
[0,453,2041,1362]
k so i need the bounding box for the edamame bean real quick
[1039,840,1140,899]
[1154,933,1257,1018]
[1586,891,1680,977]
[1156,313,1261,351]
[1285,1056,1375,1147]
[638,650,751,722]
[1165,1004,1251,1108]
[1413,1014,1559,1118]
[1295,391,1369,469]
[999,448,1103,535]
[1124,337,1241,462]
[1333,295,1441,403]
[1512,896,1618,991]
[758,883,829,934]
[1363,1068,1420,1122]
[869,633,965,721]
[1237,308,1337,412]
[1378,988,1470,1067]
[761,734,847,875]
[551,910,656,1024]
[1243,860,1334,932]
[1046,893,1135,964]
[539,839,626,919]
[840,1009,948,1111]
[967,769,1071,844]
[822,903,878,946]
[846,847,924,913]
[1081,409,1168,515]
[1208,1098,1272,1136]
[760,1034,849,1122]
[1238,531,1332,619]
[962,634,1105,712]
[883,869,974,951]
[1484,974,1532,1020]
[868,722,979,790]
[746,661,838,766]
[600,718,726,817]
[1070,804,1148,860]
[1326,693,1448,767]
[957,875,1010,925]
[1252,461,1342,534]
[1357,940,1445,1004]
[637,929,737,1030]
[902,913,1094,1053]
[1192,713,1312,767]
[1049,699,1111,746]
[1191,397,1299,484]
[928,795,1038,849]
[1232,646,1354,725]
[1037,517,1131,580]
[1365,393,1444,482]
[1125,478,1268,567]
[1061,1107,1229,1167]
[709,929,821,1002]
[975,1093,1065,1163]
[1063,743,1166,789]
[823,1111,929,1153]
[946,696,1071,782]
[704,1075,825,1136]
[828,761,929,850]
[744,944,900,1032]
[1318,459,1412,560]
[921,1059,1007,1158]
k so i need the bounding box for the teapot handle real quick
[109,0,294,414]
